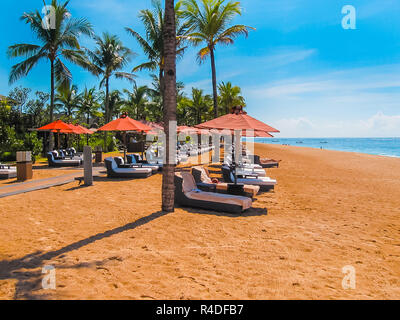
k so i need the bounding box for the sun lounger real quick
[222,165,276,192]
[254,155,280,168]
[104,157,152,179]
[225,154,263,170]
[224,157,266,177]
[47,152,82,167]
[115,156,158,174]
[126,154,162,171]
[192,166,260,197]
[0,165,17,179]
[175,172,252,214]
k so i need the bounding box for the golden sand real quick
[0,143,399,299]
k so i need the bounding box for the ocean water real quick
[250,137,400,158]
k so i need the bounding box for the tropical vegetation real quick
[2,0,253,163]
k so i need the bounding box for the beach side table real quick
[227,183,245,196]
[16,151,33,181]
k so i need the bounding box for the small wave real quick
[378,153,400,158]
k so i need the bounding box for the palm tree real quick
[122,85,150,120]
[162,0,177,212]
[55,84,80,120]
[125,0,189,99]
[7,0,94,149]
[191,88,213,124]
[218,81,245,115]
[77,87,100,127]
[181,0,254,118]
[86,33,135,123]
[107,90,124,120]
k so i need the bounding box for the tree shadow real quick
[63,175,157,191]
[177,206,268,218]
[0,210,168,300]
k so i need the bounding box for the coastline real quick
[250,137,400,159]
[0,143,399,299]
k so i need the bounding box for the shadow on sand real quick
[177,205,268,218]
[0,210,168,299]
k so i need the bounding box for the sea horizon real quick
[249,137,400,158]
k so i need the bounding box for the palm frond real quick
[54,58,72,88]
[196,46,210,63]
[132,61,158,73]
[8,52,46,84]
[7,44,41,58]
[114,72,137,83]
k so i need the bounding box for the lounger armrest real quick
[243,174,258,179]
[196,183,216,193]
[129,164,143,168]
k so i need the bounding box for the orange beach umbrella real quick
[97,114,152,160]
[97,114,151,133]
[195,106,279,184]
[196,107,279,133]
[37,120,76,149]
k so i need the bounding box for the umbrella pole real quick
[124,132,127,163]
[232,133,237,185]
[142,133,144,159]
[57,131,60,150]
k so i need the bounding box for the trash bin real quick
[95,151,103,163]
[16,151,33,181]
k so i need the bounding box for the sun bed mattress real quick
[185,190,252,210]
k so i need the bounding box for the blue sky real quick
[1,0,400,137]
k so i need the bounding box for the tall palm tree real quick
[190,88,213,124]
[86,33,135,123]
[77,87,100,127]
[218,81,245,115]
[55,84,80,120]
[125,0,189,99]
[181,0,254,118]
[7,0,94,149]
[122,85,150,120]
[162,0,177,212]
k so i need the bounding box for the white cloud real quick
[273,117,315,137]
[273,112,400,138]
[360,112,400,135]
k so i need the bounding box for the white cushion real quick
[186,190,252,210]
[237,178,277,186]
[181,171,197,193]
[114,167,152,174]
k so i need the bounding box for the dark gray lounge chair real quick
[221,165,276,192]
[174,172,252,214]
[47,152,82,167]
[254,155,280,168]
[104,157,152,179]
[192,166,259,198]
[0,165,17,179]
[125,155,161,172]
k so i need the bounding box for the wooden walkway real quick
[0,168,105,199]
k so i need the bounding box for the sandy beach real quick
[0,143,399,300]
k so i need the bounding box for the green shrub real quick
[0,151,15,162]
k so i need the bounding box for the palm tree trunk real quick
[209,47,218,118]
[159,68,164,110]
[49,59,55,150]
[104,77,110,151]
[87,113,90,145]
[162,0,177,213]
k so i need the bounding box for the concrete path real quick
[0,167,105,199]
